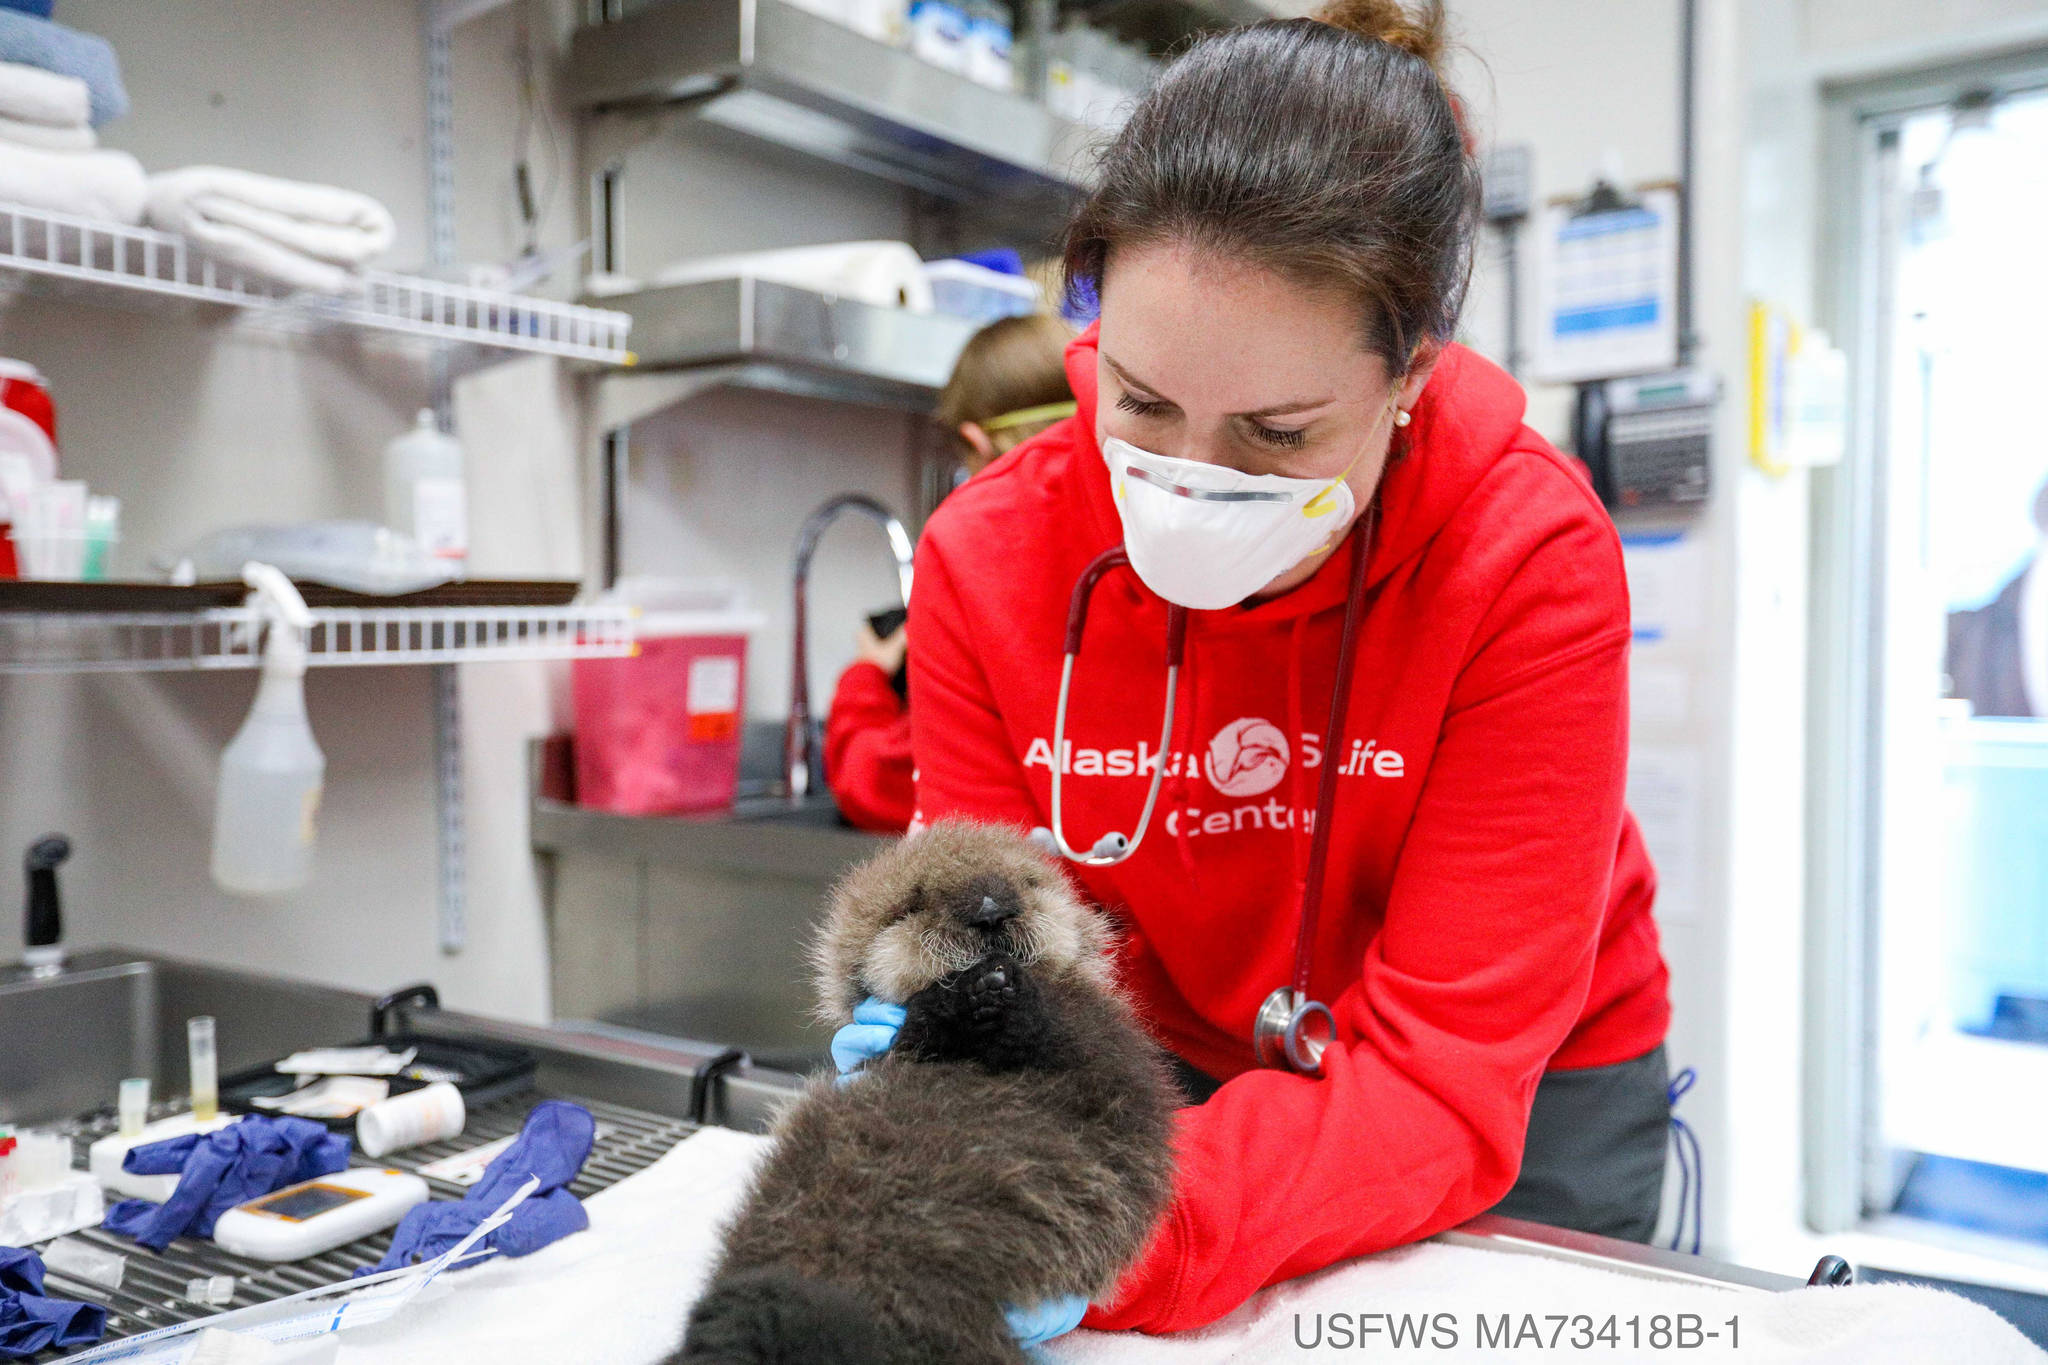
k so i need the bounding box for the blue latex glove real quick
[365,1100,595,1273]
[102,1115,350,1251]
[0,1246,106,1358]
[830,996,904,1086]
[1005,1294,1087,1351]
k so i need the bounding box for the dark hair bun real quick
[1315,0,1446,71]
[1065,3,1480,368]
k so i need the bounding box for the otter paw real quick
[966,960,1019,1029]
[899,952,1060,1071]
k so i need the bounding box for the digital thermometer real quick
[212,1167,429,1262]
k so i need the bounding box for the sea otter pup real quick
[670,819,1179,1365]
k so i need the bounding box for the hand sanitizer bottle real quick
[383,409,468,567]
[211,563,324,895]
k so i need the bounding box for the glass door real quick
[1849,79,2048,1242]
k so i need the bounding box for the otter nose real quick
[966,894,1019,931]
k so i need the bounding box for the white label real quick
[687,655,741,715]
[412,476,468,560]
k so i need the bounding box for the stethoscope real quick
[1034,504,1378,1077]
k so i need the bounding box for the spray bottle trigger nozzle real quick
[239,561,312,675]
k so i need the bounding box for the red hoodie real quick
[825,661,916,833]
[906,324,1670,1334]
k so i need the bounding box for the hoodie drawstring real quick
[1285,613,1311,908]
[1173,632,1198,878]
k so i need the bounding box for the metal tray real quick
[35,1090,697,1357]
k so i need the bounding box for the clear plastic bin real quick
[921,259,1039,323]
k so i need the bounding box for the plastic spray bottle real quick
[210,562,325,895]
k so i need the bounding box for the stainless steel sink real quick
[0,958,158,1128]
[0,952,370,1130]
[723,793,855,827]
[530,738,891,1071]
[0,947,806,1134]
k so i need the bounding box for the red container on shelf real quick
[572,604,766,815]
[0,360,57,452]
[0,358,56,580]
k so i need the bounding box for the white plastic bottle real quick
[964,0,1013,90]
[383,409,468,566]
[211,563,325,895]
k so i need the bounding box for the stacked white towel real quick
[0,59,144,222]
[0,61,91,136]
[144,166,397,295]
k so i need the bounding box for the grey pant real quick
[1168,1042,1670,1245]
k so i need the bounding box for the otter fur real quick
[669,819,1179,1365]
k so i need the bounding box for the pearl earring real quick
[1393,408,1411,428]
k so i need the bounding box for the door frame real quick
[1806,47,2048,1235]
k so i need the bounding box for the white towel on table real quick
[334,1125,771,1365]
[144,165,396,294]
[0,60,89,129]
[330,1125,2044,1365]
[1050,1241,2046,1365]
[0,139,143,223]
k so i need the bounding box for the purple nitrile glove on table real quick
[102,1114,350,1251]
[0,1246,106,1358]
[365,1100,595,1274]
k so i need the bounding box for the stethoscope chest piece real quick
[1254,986,1333,1076]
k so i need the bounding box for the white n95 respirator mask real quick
[1100,436,1360,610]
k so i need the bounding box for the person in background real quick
[1947,474,2048,718]
[824,313,1077,833]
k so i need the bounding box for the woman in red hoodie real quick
[874,0,1674,1342]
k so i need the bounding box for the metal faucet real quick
[785,494,915,803]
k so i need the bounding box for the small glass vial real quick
[187,1017,218,1123]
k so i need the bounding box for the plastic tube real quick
[188,1016,218,1123]
[184,1274,234,1305]
[118,1077,150,1138]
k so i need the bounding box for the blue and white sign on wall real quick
[1532,184,1680,384]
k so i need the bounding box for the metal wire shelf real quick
[0,604,637,673]
[0,202,634,364]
